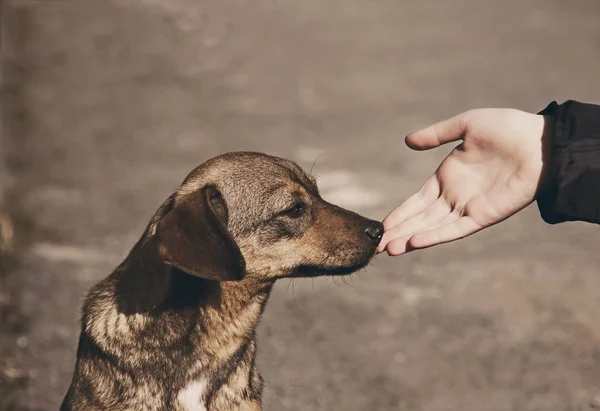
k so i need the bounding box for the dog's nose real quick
[365,221,384,242]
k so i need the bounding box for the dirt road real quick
[2,0,600,410]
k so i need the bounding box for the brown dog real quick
[61,152,383,411]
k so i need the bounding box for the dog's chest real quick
[175,360,258,411]
[177,380,208,411]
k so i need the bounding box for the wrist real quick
[536,115,555,195]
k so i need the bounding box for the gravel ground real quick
[2,0,600,410]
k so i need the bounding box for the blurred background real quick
[1,0,600,410]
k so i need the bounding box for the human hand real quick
[378,108,554,256]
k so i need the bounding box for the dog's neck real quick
[101,236,273,363]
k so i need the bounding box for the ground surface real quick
[2,0,600,410]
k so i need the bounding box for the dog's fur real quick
[61,152,383,411]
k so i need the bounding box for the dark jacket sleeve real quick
[536,100,600,224]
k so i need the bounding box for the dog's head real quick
[151,152,382,282]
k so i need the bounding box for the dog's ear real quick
[156,185,245,281]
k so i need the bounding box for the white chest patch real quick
[177,380,208,411]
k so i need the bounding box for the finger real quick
[407,216,482,250]
[386,216,478,256]
[383,209,465,255]
[384,236,413,256]
[382,175,440,231]
[378,199,450,253]
[405,111,471,151]
[387,197,451,237]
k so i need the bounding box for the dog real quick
[61,152,383,411]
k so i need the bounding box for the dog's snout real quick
[365,221,384,242]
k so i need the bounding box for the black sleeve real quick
[536,100,600,224]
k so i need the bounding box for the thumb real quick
[405,111,471,151]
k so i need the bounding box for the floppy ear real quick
[156,185,245,281]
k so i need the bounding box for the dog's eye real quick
[282,203,305,218]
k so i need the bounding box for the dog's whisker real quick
[311,278,317,300]
[291,278,298,307]
[309,154,323,175]
[285,278,294,295]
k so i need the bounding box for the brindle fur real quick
[61,152,383,411]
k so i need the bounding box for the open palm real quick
[378,108,552,256]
